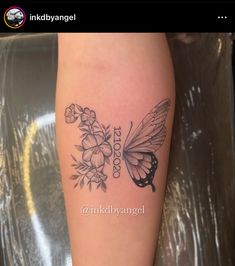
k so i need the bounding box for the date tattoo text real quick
[113,127,122,178]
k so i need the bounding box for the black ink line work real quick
[65,104,112,192]
[123,99,170,192]
[113,127,122,178]
[64,98,170,192]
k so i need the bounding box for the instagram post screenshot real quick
[0,1,234,266]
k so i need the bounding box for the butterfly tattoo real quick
[64,98,170,192]
[123,99,170,192]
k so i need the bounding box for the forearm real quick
[56,33,175,266]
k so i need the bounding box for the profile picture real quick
[4,6,26,29]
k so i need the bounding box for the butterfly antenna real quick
[124,121,133,149]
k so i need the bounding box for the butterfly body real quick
[123,99,170,192]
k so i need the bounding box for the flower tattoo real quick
[64,104,81,123]
[81,107,96,126]
[82,134,112,168]
[65,104,112,192]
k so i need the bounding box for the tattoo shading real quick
[64,104,112,192]
[64,98,170,193]
[123,99,170,192]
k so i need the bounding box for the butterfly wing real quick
[123,99,170,191]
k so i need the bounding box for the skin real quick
[56,33,175,266]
